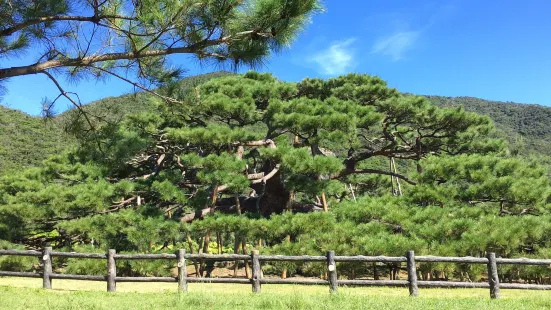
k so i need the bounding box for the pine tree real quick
[6,72,551,283]
[410,154,551,213]
[77,72,502,220]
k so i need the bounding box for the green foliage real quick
[8,0,551,283]
[3,73,551,176]
[0,240,36,272]
[1,0,323,123]
[0,72,234,175]
[3,72,551,283]
[0,106,66,173]
[426,95,551,156]
[410,155,551,210]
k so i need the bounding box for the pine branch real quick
[1,42,215,78]
[88,65,185,104]
[334,168,417,185]
[0,14,137,37]
[42,71,97,133]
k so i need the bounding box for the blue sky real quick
[3,0,551,115]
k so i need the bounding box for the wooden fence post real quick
[251,250,261,293]
[42,247,52,289]
[406,250,418,297]
[327,251,337,293]
[107,249,116,292]
[178,249,188,292]
[486,252,500,299]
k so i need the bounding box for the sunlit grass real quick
[2,277,551,309]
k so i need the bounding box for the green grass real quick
[1,277,551,309]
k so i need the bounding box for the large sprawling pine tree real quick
[72,72,502,221]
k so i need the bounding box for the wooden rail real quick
[1,248,551,298]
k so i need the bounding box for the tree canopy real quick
[2,72,551,283]
[68,72,503,218]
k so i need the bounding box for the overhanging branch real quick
[1,44,213,78]
[0,14,136,37]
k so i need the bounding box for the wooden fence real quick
[2,248,551,298]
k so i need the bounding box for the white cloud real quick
[310,38,357,75]
[371,31,420,61]
[369,3,456,61]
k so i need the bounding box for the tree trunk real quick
[235,194,242,215]
[250,169,291,215]
[201,232,210,276]
[233,234,240,277]
[281,191,294,279]
[186,233,199,276]
[217,232,222,254]
[200,185,218,275]
[197,236,204,277]
[242,241,250,278]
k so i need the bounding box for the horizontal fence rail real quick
[1,248,551,298]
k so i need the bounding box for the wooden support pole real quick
[251,250,261,293]
[390,158,395,195]
[348,184,357,202]
[42,247,52,289]
[178,249,187,293]
[391,158,402,196]
[406,250,419,297]
[327,250,337,293]
[487,252,500,299]
[107,249,116,292]
[321,192,328,212]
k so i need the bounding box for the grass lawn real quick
[1,277,550,309]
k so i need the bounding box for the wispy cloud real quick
[310,38,357,75]
[371,31,420,61]
[370,3,456,61]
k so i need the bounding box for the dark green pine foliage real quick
[410,155,551,212]
[0,72,499,247]
[3,73,551,284]
[72,72,499,217]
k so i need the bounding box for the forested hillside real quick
[0,72,232,173]
[426,96,551,156]
[0,106,65,172]
[3,74,551,175]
